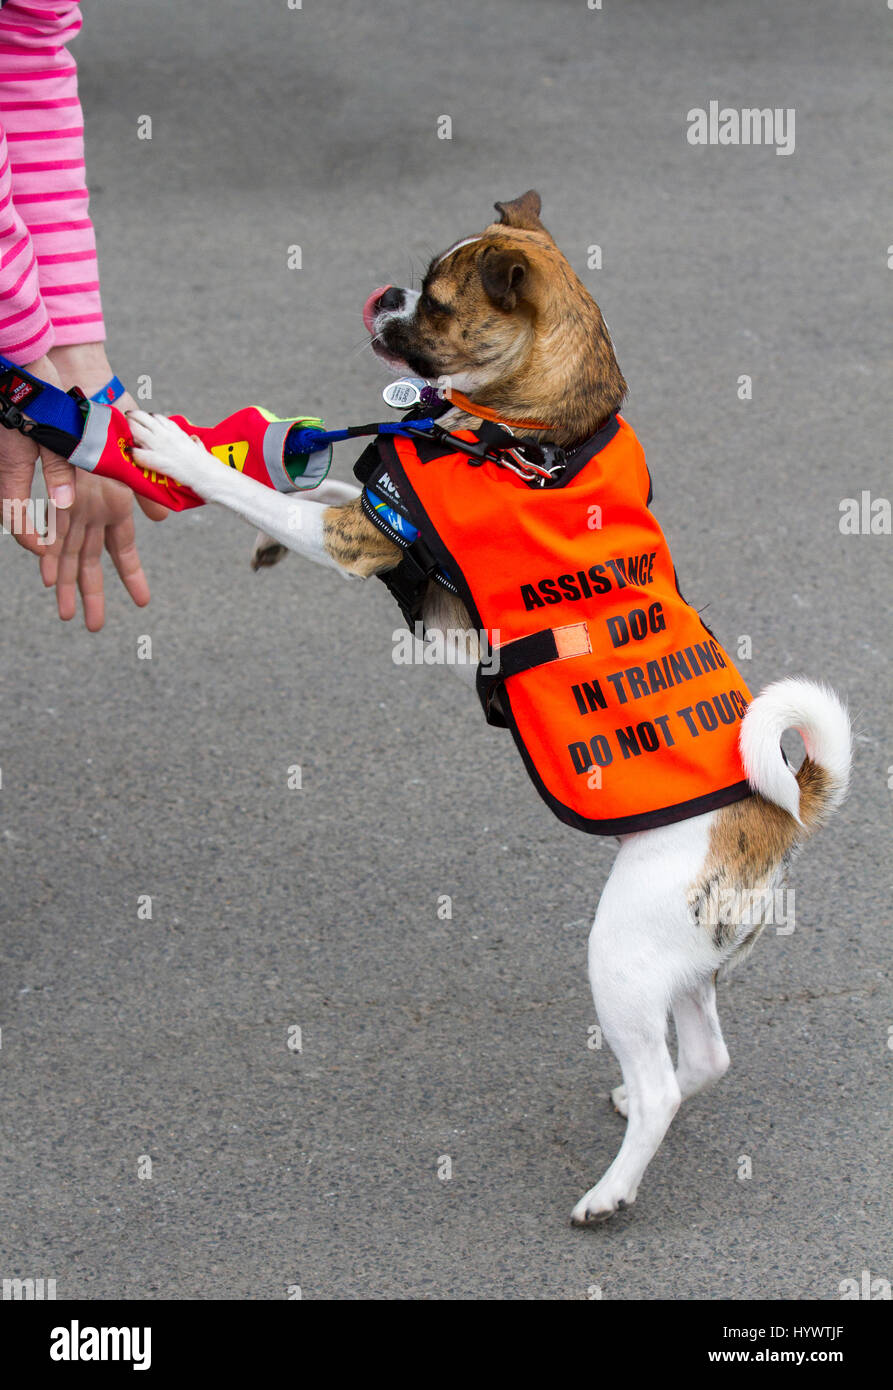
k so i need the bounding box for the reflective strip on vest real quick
[375,416,752,836]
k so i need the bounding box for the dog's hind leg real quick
[610,974,729,1116]
[571,815,717,1224]
[612,975,730,1116]
[671,975,730,1100]
[571,1004,679,1224]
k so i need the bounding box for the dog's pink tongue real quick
[363,286,391,334]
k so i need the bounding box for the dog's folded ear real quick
[493,190,545,232]
[479,245,529,312]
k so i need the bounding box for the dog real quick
[127,191,852,1223]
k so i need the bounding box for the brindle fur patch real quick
[689,758,832,959]
[322,499,401,578]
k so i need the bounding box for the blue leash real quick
[287,418,440,454]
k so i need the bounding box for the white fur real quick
[739,677,852,823]
[432,235,483,268]
[371,287,420,333]
[127,410,851,1224]
[571,811,717,1222]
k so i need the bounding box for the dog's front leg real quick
[128,412,376,578]
[251,481,363,570]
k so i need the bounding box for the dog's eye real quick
[421,290,451,317]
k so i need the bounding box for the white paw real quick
[570,1182,636,1226]
[128,410,218,494]
[611,1084,629,1118]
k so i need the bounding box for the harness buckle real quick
[494,429,566,485]
[0,401,26,431]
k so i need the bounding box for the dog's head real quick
[364,191,626,447]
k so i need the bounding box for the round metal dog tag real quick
[382,378,426,409]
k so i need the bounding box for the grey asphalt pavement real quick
[0,0,890,1300]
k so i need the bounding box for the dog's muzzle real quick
[363,285,403,332]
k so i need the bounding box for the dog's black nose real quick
[378,286,405,312]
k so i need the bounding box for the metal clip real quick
[0,401,25,431]
[493,428,566,486]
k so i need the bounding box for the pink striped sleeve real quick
[0,0,105,350]
[0,126,54,361]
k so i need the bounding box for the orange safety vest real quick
[359,413,752,835]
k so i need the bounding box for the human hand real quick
[35,343,164,629]
[0,353,74,554]
[38,469,151,629]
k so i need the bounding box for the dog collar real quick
[444,387,551,431]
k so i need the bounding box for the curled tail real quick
[738,677,852,831]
